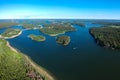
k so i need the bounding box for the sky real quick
[0,0,120,19]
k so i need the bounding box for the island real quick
[89,26,120,49]
[0,28,22,39]
[28,34,46,42]
[56,35,71,46]
[0,39,55,80]
[40,23,76,36]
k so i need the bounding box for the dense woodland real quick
[40,23,76,36]
[92,21,120,26]
[70,21,85,27]
[0,22,18,28]
[89,27,120,49]
[22,23,37,29]
[28,34,46,42]
[56,35,71,45]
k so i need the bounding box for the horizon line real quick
[0,18,120,20]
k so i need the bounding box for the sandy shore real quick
[49,32,65,36]
[24,55,55,80]
[0,35,2,38]
[6,40,55,80]
[6,41,18,53]
[1,30,22,39]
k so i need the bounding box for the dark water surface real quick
[1,21,120,80]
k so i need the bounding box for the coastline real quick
[0,30,22,39]
[48,30,76,36]
[49,29,77,36]
[6,40,55,80]
[24,55,55,80]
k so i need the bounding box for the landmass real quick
[71,21,85,27]
[92,21,120,26]
[0,28,22,39]
[22,23,37,29]
[89,26,120,49]
[56,35,71,46]
[0,39,55,80]
[0,22,18,28]
[28,34,46,42]
[40,23,76,36]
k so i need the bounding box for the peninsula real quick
[40,23,76,36]
[22,23,37,29]
[0,28,22,39]
[89,26,120,49]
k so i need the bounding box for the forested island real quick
[56,35,71,46]
[0,28,22,39]
[28,34,46,42]
[0,39,54,80]
[40,23,76,36]
[89,27,120,49]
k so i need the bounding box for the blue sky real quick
[0,0,120,19]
